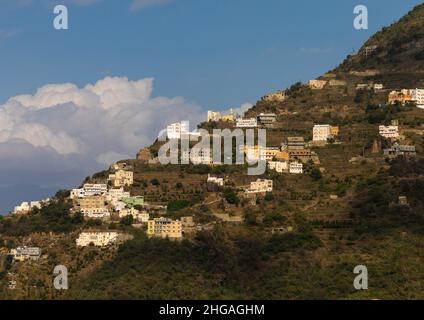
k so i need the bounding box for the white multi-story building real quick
[70,184,108,199]
[207,174,224,187]
[236,118,258,128]
[70,188,85,199]
[81,208,111,219]
[262,91,286,102]
[13,200,45,214]
[76,232,122,247]
[374,84,384,91]
[167,121,189,139]
[379,125,399,139]
[246,179,273,194]
[268,161,289,173]
[10,247,41,262]
[182,148,212,165]
[411,89,424,108]
[207,111,222,122]
[308,80,327,90]
[313,125,332,141]
[245,146,266,162]
[289,162,303,174]
[83,184,108,196]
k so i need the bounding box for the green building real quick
[122,196,144,208]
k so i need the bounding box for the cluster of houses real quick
[207,109,235,122]
[379,123,416,157]
[12,199,50,215]
[312,125,339,143]
[261,91,286,102]
[388,89,424,109]
[207,110,277,128]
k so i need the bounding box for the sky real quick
[0,0,422,213]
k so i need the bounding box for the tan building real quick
[313,125,339,142]
[379,125,399,139]
[10,247,41,262]
[388,90,413,105]
[330,126,339,137]
[79,196,110,219]
[268,161,289,173]
[257,113,277,125]
[328,79,347,87]
[308,80,327,90]
[245,179,273,194]
[79,196,105,209]
[147,218,183,240]
[109,169,134,187]
[286,137,306,151]
[262,91,286,102]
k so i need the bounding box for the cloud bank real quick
[0,76,204,210]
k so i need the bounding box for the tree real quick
[264,192,274,202]
[310,168,322,181]
[120,215,134,226]
[151,178,160,186]
[223,188,239,205]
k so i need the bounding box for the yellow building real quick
[221,114,235,122]
[147,218,182,240]
[330,126,339,137]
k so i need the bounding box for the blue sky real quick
[1,0,422,108]
[0,0,422,213]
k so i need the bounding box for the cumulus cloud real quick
[222,102,252,118]
[1,76,203,159]
[0,76,205,209]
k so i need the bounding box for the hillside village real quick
[1,3,424,300]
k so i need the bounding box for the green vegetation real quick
[0,199,83,236]
[223,188,239,205]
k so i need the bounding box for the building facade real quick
[246,179,273,194]
[257,113,277,125]
[289,162,304,174]
[147,218,183,239]
[10,247,41,262]
[236,118,258,128]
[268,161,289,173]
[379,125,399,139]
[109,169,134,187]
[167,121,189,139]
[76,232,123,247]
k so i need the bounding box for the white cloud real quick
[0,76,204,161]
[223,102,253,118]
